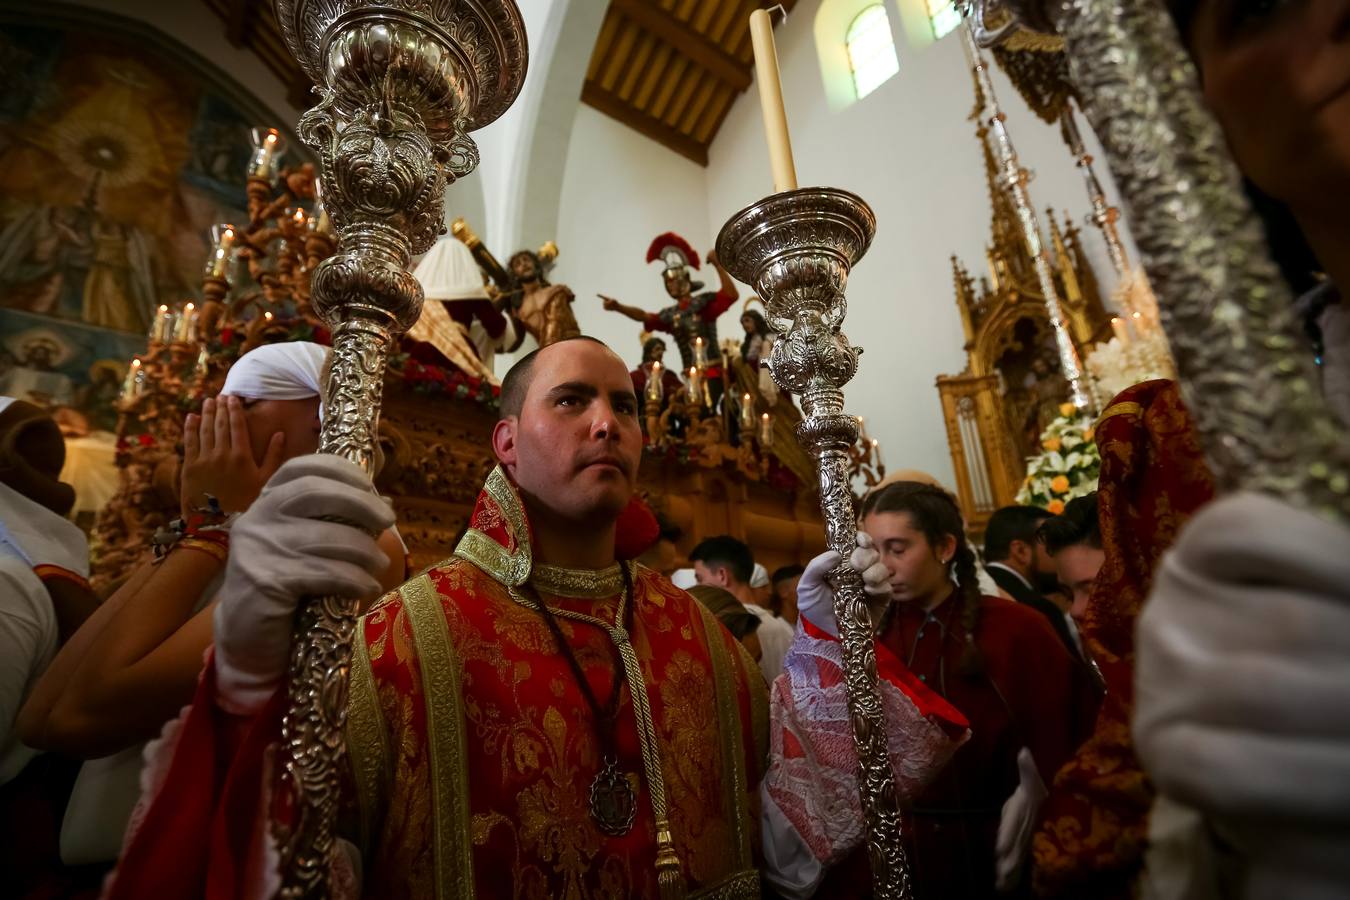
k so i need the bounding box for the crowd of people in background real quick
[4,0,1350,893]
[0,332,1344,898]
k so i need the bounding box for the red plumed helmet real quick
[645,232,701,271]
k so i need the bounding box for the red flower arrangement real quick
[393,355,500,407]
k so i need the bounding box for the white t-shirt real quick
[0,554,57,785]
[746,603,793,683]
[0,480,85,785]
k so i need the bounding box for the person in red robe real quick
[768,481,1094,898]
[1031,379,1215,898]
[103,336,768,898]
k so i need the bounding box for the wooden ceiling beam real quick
[582,82,708,165]
[610,0,751,92]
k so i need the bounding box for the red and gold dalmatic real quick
[1032,380,1215,898]
[104,468,766,900]
[343,467,768,898]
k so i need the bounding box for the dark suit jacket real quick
[985,563,1080,659]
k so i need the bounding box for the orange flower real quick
[1059,402,1076,417]
[1046,499,1065,514]
[1082,426,1095,442]
[1050,475,1070,494]
[1042,437,1062,452]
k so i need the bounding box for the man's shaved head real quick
[491,336,642,529]
[499,335,608,420]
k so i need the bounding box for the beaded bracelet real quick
[152,493,237,560]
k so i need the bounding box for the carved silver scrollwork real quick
[718,187,912,900]
[272,2,528,896]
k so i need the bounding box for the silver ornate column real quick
[718,188,911,900]
[961,16,1095,412]
[1060,107,1129,277]
[272,3,526,895]
[968,0,1349,520]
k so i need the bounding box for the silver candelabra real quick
[271,2,527,895]
[718,187,912,900]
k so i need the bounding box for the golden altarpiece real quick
[936,115,1111,534]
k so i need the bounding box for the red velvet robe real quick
[819,593,1090,899]
[1032,380,1215,898]
[105,467,767,899]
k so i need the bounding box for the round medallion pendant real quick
[589,759,637,837]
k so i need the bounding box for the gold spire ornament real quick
[270,2,527,895]
[962,0,1349,519]
[960,13,1096,412]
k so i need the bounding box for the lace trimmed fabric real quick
[764,619,971,866]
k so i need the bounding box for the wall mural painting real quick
[0,14,281,431]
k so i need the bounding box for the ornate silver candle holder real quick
[717,187,911,900]
[273,2,526,894]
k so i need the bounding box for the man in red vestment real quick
[104,337,767,898]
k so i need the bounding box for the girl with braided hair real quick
[818,481,1086,898]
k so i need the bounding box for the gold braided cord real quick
[509,562,687,896]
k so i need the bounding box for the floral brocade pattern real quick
[1032,380,1215,897]
[354,549,764,898]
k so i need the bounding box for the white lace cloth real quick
[761,623,970,896]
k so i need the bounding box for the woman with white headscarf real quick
[17,341,407,869]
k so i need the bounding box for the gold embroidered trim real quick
[346,629,391,858]
[453,466,533,587]
[689,869,761,898]
[402,574,475,900]
[1095,400,1144,430]
[695,602,753,872]
[736,638,770,776]
[531,562,624,599]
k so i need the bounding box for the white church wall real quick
[704,3,1138,490]
[470,0,613,259]
[549,104,715,368]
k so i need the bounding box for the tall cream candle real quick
[749,9,798,193]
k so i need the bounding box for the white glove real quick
[797,533,890,637]
[1135,492,1350,894]
[213,454,395,714]
[994,747,1048,891]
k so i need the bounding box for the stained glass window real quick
[927,0,962,40]
[845,5,900,100]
